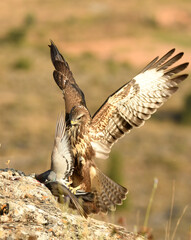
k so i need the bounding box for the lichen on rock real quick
[0,169,146,240]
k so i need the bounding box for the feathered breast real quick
[68,125,95,162]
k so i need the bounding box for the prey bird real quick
[50,43,189,214]
[35,113,93,218]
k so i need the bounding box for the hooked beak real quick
[70,120,78,126]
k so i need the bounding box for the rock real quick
[0,169,146,240]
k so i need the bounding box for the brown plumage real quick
[88,49,189,160]
[66,105,128,214]
[50,44,189,214]
[67,49,189,162]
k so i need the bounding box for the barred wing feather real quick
[89,49,189,159]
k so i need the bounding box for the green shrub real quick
[12,58,32,70]
[24,13,36,28]
[1,13,35,45]
[5,28,27,45]
[181,94,191,125]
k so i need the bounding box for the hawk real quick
[50,44,189,214]
[50,43,128,214]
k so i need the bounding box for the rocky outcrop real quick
[0,169,146,240]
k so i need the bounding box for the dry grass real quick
[0,0,191,239]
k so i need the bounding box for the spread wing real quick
[49,40,76,86]
[49,40,87,121]
[89,49,189,159]
[51,113,74,180]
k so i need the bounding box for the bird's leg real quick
[70,185,82,194]
[63,178,82,194]
[68,156,84,194]
[65,179,73,188]
[62,176,74,190]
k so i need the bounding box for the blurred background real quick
[0,0,191,239]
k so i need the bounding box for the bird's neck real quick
[70,121,89,141]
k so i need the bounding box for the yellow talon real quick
[70,185,81,194]
[65,180,73,188]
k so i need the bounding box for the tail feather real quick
[94,168,128,213]
[45,181,88,218]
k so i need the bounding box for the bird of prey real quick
[50,44,189,214]
[35,113,92,218]
[49,42,128,214]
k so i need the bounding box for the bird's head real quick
[69,105,91,126]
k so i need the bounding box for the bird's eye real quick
[77,115,82,120]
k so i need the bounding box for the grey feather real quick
[51,112,74,181]
[35,170,56,183]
